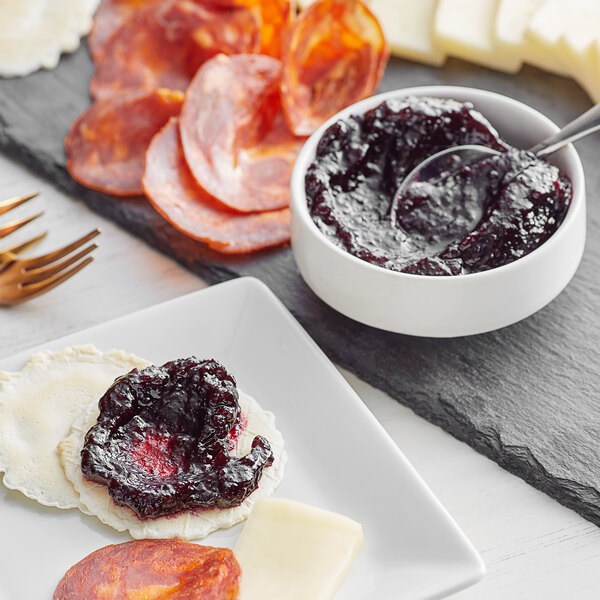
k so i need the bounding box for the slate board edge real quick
[347,356,600,529]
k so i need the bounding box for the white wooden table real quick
[1,151,599,599]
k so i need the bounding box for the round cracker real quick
[0,0,100,77]
[0,345,150,510]
[59,390,286,540]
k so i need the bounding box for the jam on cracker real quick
[81,357,274,519]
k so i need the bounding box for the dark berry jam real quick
[305,97,572,275]
[81,357,274,519]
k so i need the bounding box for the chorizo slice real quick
[87,0,162,61]
[180,53,306,212]
[281,0,389,136]
[65,89,184,196]
[143,118,290,254]
[53,539,240,600]
[233,0,292,57]
[90,0,260,100]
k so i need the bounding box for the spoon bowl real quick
[395,144,501,201]
[393,145,502,241]
[398,101,600,209]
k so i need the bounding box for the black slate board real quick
[1,45,600,526]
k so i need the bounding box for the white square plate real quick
[0,277,484,599]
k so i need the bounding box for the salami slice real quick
[234,0,292,57]
[90,0,260,100]
[180,53,306,212]
[281,0,389,136]
[143,118,290,254]
[65,89,183,196]
[53,540,240,600]
[87,0,163,61]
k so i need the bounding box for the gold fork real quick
[0,192,100,305]
[0,192,44,252]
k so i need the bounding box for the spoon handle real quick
[530,102,600,157]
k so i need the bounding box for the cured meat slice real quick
[254,0,292,57]
[87,0,163,61]
[281,0,389,136]
[234,0,292,57]
[89,0,260,100]
[53,539,240,600]
[143,118,291,254]
[65,89,183,196]
[180,53,306,212]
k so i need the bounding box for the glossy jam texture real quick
[305,97,572,275]
[81,357,274,519]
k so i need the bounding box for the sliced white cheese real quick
[523,0,574,76]
[434,0,521,73]
[369,0,445,66]
[494,0,545,63]
[556,3,600,101]
[586,39,600,103]
[235,497,363,600]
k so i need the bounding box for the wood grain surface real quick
[1,44,599,530]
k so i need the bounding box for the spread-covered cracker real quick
[59,389,286,539]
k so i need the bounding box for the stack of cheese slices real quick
[305,0,600,103]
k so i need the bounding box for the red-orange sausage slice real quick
[65,89,183,196]
[90,0,260,100]
[281,0,389,136]
[180,53,306,213]
[233,0,292,57]
[87,0,163,61]
[53,539,240,600]
[144,118,291,254]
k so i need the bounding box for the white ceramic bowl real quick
[290,86,586,337]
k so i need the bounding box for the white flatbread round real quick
[0,345,150,509]
[59,389,286,540]
[0,0,100,77]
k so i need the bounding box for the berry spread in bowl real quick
[81,357,274,519]
[305,96,572,276]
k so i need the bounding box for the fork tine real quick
[0,192,39,216]
[18,256,95,300]
[21,228,101,268]
[0,232,47,260]
[23,243,97,283]
[0,212,44,239]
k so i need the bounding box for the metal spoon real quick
[395,102,600,203]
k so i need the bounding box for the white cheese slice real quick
[235,497,363,600]
[369,0,445,66]
[585,39,600,103]
[556,3,600,101]
[434,0,521,73]
[523,0,574,76]
[494,0,545,63]
[0,0,100,77]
